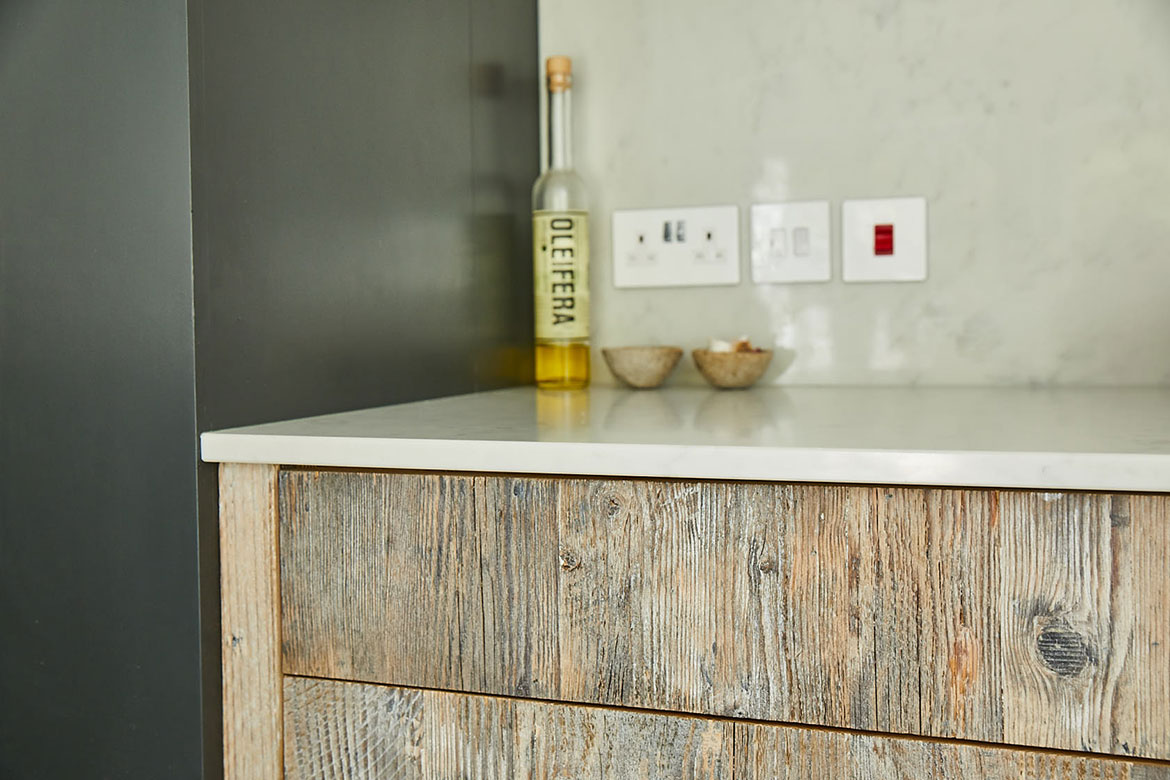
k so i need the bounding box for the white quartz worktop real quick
[200,386,1170,492]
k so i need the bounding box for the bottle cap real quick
[547,56,572,92]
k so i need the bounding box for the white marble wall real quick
[539,0,1170,386]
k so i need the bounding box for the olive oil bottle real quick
[532,56,590,389]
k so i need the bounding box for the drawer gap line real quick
[280,673,1170,768]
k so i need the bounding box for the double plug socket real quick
[611,205,739,288]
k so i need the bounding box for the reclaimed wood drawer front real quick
[279,470,1170,759]
[283,676,1170,779]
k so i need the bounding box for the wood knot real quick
[758,558,776,574]
[558,549,581,572]
[606,497,621,518]
[1036,622,1092,677]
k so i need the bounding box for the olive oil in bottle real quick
[532,56,590,389]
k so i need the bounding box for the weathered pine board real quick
[279,471,1170,758]
[283,676,1170,779]
[279,472,560,696]
[998,493,1170,754]
[219,463,282,780]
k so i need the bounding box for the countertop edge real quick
[199,432,1170,493]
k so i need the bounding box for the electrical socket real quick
[750,201,832,283]
[612,205,740,288]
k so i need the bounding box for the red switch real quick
[874,224,894,255]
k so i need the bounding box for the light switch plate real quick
[612,205,740,288]
[841,197,928,282]
[750,201,831,283]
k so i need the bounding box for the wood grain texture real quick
[279,471,1170,758]
[283,676,1170,779]
[280,471,559,697]
[998,493,1170,756]
[219,463,282,780]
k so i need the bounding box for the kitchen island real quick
[202,386,1170,778]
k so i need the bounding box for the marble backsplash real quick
[539,0,1170,386]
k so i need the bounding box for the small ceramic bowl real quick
[602,346,684,389]
[692,349,773,389]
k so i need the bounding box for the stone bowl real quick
[601,346,684,389]
[692,349,773,389]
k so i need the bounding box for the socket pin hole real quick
[706,231,713,241]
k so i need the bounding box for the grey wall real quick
[0,1,202,777]
[2,0,536,777]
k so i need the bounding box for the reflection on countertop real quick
[538,386,793,444]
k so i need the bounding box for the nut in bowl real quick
[602,346,683,389]
[693,337,773,389]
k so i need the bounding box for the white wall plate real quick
[841,197,928,282]
[612,205,740,288]
[750,201,831,283]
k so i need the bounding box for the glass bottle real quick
[532,56,590,389]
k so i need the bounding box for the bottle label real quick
[533,210,590,341]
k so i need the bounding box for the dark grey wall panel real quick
[188,0,537,776]
[0,1,201,778]
[190,0,538,433]
[471,0,541,391]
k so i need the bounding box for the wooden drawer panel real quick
[283,676,1169,779]
[279,470,1170,759]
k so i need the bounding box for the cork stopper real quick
[546,56,572,92]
